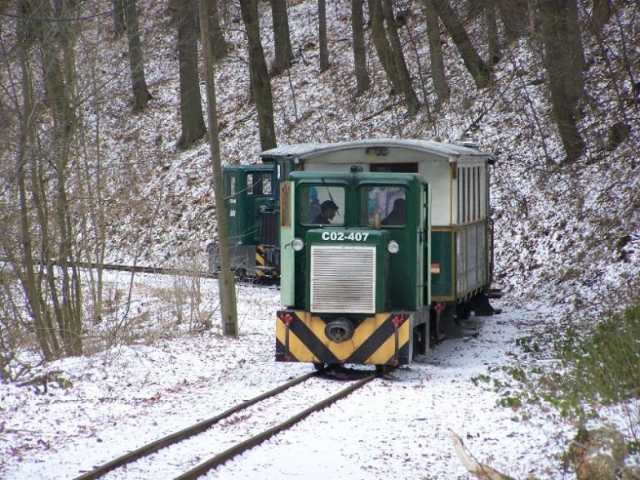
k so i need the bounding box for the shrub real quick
[560,302,640,409]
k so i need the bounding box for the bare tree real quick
[240,0,277,150]
[368,0,400,93]
[485,1,501,66]
[270,0,293,75]
[429,0,491,89]
[381,0,419,115]
[422,0,450,106]
[199,0,238,337]
[496,0,528,43]
[171,0,206,149]
[124,0,152,112]
[538,0,585,161]
[318,0,329,72]
[367,0,419,115]
[112,0,125,36]
[202,0,229,62]
[591,0,612,34]
[2,0,86,359]
[351,0,370,96]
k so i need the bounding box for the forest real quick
[0,0,639,478]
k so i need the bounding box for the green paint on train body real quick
[223,164,278,247]
[431,230,454,300]
[287,171,430,314]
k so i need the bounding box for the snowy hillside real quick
[84,0,640,316]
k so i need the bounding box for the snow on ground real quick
[1,271,577,480]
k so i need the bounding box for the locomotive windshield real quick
[246,172,272,196]
[360,186,407,227]
[299,185,345,226]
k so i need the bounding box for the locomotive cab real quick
[276,171,431,367]
[208,164,279,278]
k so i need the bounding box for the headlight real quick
[292,238,304,251]
[388,240,399,254]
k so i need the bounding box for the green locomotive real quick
[265,140,497,367]
[209,164,279,279]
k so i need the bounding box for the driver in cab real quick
[313,200,339,224]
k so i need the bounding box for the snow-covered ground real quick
[1,271,580,480]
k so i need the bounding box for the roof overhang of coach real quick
[259,138,495,166]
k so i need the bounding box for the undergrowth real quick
[490,300,640,455]
[548,301,640,420]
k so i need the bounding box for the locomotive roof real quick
[260,138,494,162]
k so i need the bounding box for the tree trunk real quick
[485,1,500,66]
[318,0,329,72]
[17,0,38,45]
[175,0,206,149]
[368,0,401,93]
[199,0,238,337]
[207,0,229,61]
[37,0,83,356]
[112,0,125,37]
[591,0,611,33]
[351,0,370,96]
[538,0,585,162]
[124,0,152,112]
[240,0,277,150]
[422,0,450,106]
[496,0,528,43]
[15,40,56,360]
[381,0,419,115]
[565,0,586,103]
[270,0,293,75]
[429,0,491,89]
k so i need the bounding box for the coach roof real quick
[259,138,494,163]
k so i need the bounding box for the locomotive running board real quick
[275,310,413,366]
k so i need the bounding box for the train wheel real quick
[313,362,326,372]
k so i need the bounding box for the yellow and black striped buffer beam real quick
[275,311,412,366]
[255,246,266,277]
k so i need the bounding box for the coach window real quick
[472,167,477,222]
[462,168,467,224]
[476,167,480,220]
[299,185,345,226]
[456,167,462,223]
[468,167,472,222]
[360,186,406,227]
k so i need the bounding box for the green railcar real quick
[208,164,279,278]
[268,139,497,367]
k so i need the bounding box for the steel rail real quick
[72,371,318,480]
[174,374,376,480]
[0,257,215,279]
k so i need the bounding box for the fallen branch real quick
[449,430,516,480]
[17,370,70,393]
[361,101,402,122]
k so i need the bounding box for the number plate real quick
[320,231,370,242]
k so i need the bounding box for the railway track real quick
[1,258,279,286]
[73,370,377,480]
[0,257,216,279]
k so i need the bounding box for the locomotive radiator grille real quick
[310,245,376,313]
